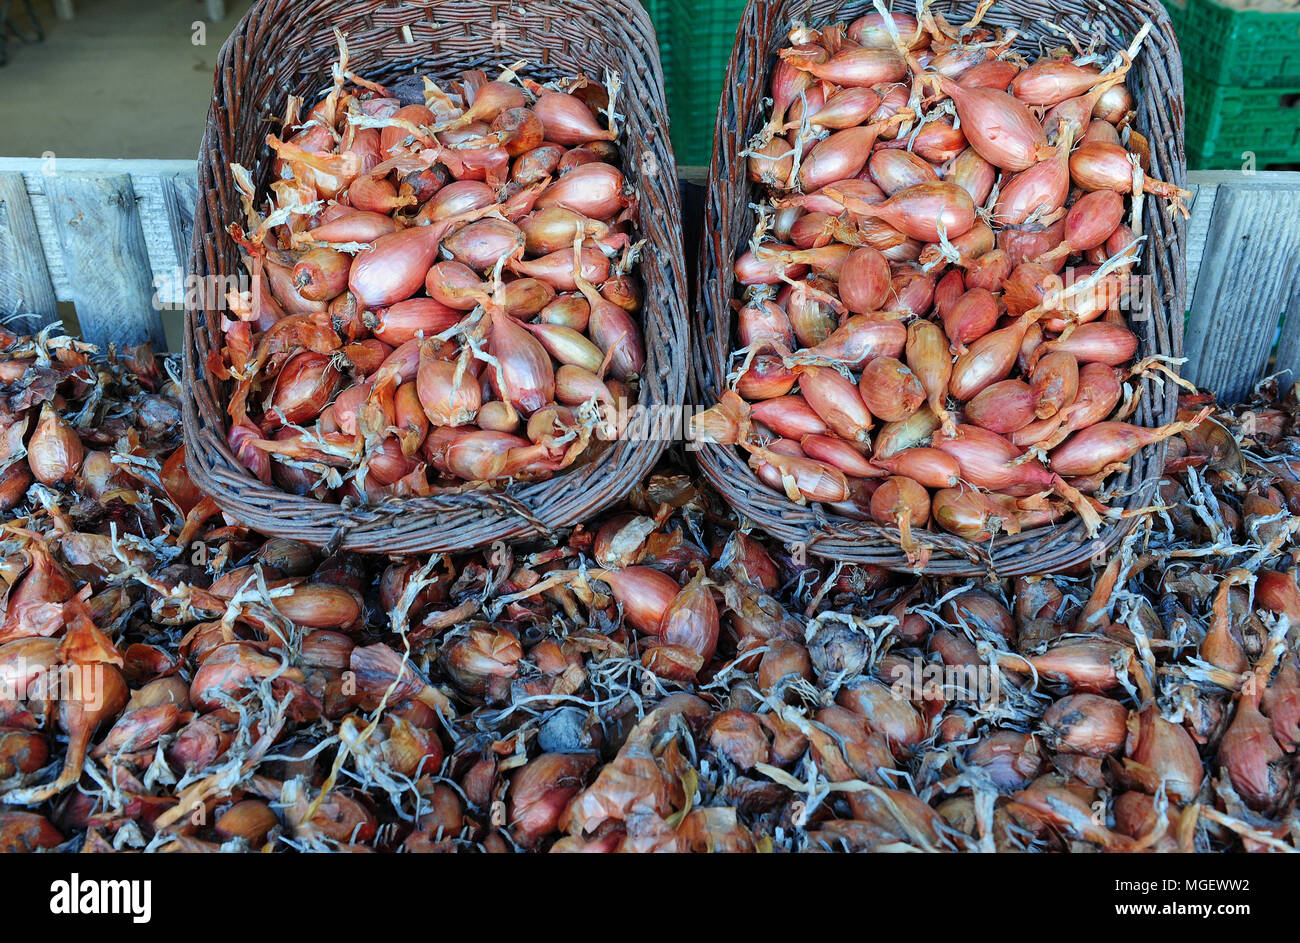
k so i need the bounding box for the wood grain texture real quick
[1183,175,1300,402]
[1272,276,1300,388]
[159,172,199,310]
[1183,181,1218,306]
[0,159,198,312]
[42,173,166,350]
[0,172,59,330]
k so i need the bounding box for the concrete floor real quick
[0,0,256,159]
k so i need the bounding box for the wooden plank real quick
[1182,178,1300,403]
[42,173,167,350]
[158,172,199,309]
[0,172,59,331]
[1182,181,1218,308]
[1188,170,1300,187]
[679,165,709,186]
[1273,277,1300,388]
[1184,171,1300,306]
[0,158,200,178]
[0,159,197,313]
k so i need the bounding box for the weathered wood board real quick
[0,157,197,350]
[1181,170,1300,403]
[0,171,59,329]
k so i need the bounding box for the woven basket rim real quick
[692,0,1187,576]
[182,0,689,555]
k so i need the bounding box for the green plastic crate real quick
[1183,70,1300,168]
[640,0,673,104]
[1162,0,1300,87]
[663,0,748,167]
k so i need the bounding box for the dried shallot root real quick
[214,35,646,503]
[0,322,1297,854]
[699,4,1198,565]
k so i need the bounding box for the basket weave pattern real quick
[692,0,1187,576]
[183,0,688,554]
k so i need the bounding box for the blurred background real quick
[1,0,1296,167]
[0,0,255,159]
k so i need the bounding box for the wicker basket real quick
[694,0,1186,576]
[183,0,687,554]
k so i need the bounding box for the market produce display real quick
[0,326,1296,853]
[694,4,1197,567]
[214,37,645,501]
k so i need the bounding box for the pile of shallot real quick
[0,325,1297,853]
[217,34,645,501]
[695,3,1200,566]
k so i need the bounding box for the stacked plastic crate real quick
[663,0,748,166]
[642,0,673,127]
[1163,0,1300,168]
[640,0,748,167]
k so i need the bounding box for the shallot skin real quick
[0,0,1247,841]
[940,79,1053,171]
[1049,412,1208,478]
[214,56,653,494]
[708,12,1187,552]
[348,227,442,308]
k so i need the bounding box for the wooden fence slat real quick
[0,158,197,312]
[159,171,199,309]
[1182,181,1218,308]
[1182,178,1300,403]
[42,174,167,350]
[1273,278,1300,387]
[0,172,59,331]
[160,172,198,267]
